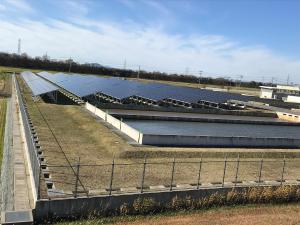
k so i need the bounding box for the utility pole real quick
[185,67,189,76]
[123,58,127,70]
[239,75,243,87]
[236,75,243,87]
[137,65,140,79]
[68,57,72,73]
[198,70,203,88]
[18,38,21,55]
[271,77,275,85]
[287,74,290,85]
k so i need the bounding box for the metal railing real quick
[45,154,300,198]
[15,74,41,200]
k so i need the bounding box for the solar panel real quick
[37,71,254,103]
[21,71,59,96]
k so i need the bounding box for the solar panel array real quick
[21,71,59,96]
[37,71,253,104]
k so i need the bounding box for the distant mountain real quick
[84,63,104,68]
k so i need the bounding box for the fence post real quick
[280,155,286,185]
[37,164,42,200]
[258,156,264,185]
[234,154,240,187]
[140,156,147,193]
[74,157,80,198]
[138,132,141,144]
[197,154,203,189]
[109,157,115,195]
[120,118,123,130]
[170,158,176,191]
[222,154,228,187]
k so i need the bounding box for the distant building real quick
[260,85,300,103]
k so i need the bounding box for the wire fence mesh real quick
[44,156,300,198]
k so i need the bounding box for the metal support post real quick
[258,156,264,184]
[109,158,115,195]
[140,156,147,193]
[280,155,286,185]
[234,154,240,187]
[74,158,80,198]
[197,154,203,189]
[170,158,176,191]
[222,154,228,187]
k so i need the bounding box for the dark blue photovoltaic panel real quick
[37,71,254,103]
[22,71,59,96]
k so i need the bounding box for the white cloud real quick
[4,0,33,13]
[0,18,299,84]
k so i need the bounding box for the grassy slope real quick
[54,203,300,225]
[0,66,58,74]
[0,98,7,166]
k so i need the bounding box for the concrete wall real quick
[286,95,300,103]
[260,88,274,99]
[87,102,300,148]
[86,102,142,144]
[97,103,277,118]
[142,134,300,148]
[277,112,300,123]
[33,184,300,222]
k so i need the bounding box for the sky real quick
[0,0,299,83]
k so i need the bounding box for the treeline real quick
[0,52,263,88]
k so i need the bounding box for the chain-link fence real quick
[45,155,300,198]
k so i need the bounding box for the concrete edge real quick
[1,210,33,225]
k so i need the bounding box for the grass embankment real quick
[54,203,300,225]
[0,71,9,166]
[0,66,58,74]
[0,99,7,166]
[0,72,12,97]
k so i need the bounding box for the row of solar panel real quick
[21,71,59,96]
[36,71,253,104]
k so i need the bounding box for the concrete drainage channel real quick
[22,94,55,195]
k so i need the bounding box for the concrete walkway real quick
[12,78,33,210]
